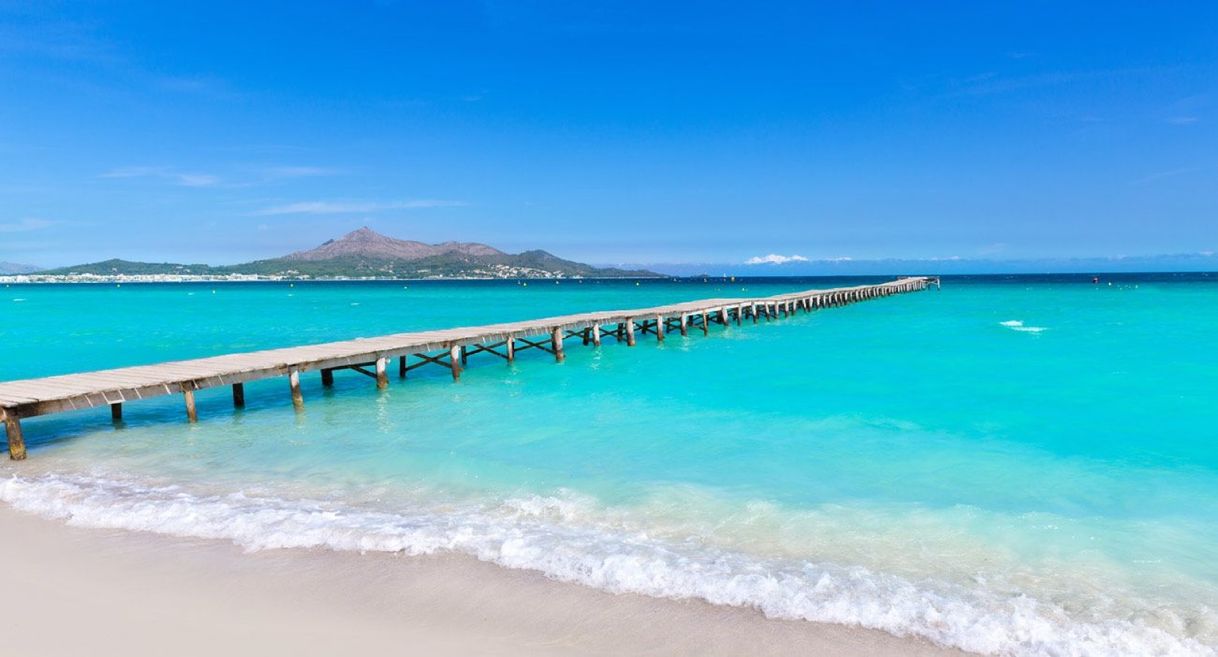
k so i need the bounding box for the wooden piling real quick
[701,311,709,335]
[288,369,303,410]
[232,382,245,408]
[656,315,664,342]
[4,414,25,461]
[680,314,689,336]
[183,388,198,422]
[552,328,566,361]
[375,357,389,389]
[110,402,122,422]
[450,345,462,380]
[321,368,334,387]
[506,337,516,361]
[399,355,407,378]
[591,325,601,347]
[625,319,637,346]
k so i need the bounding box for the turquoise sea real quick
[2,275,1217,656]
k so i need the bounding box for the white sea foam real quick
[1,473,1212,657]
[1001,320,1047,333]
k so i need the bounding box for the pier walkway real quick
[2,277,937,459]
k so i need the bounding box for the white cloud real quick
[254,199,467,215]
[101,166,220,187]
[745,254,810,265]
[258,166,342,179]
[0,218,57,233]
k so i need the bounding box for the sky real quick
[2,1,1217,271]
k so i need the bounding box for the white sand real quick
[0,504,969,657]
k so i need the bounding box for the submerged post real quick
[232,382,245,408]
[110,402,122,423]
[680,314,688,336]
[591,325,601,347]
[183,387,198,423]
[399,355,407,378]
[320,368,334,387]
[625,319,637,346]
[375,357,389,389]
[5,414,26,461]
[506,337,515,361]
[289,369,303,410]
[552,328,565,362]
[450,345,462,381]
[656,315,664,342]
[701,311,709,335]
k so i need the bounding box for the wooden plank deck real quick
[1,277,937,459]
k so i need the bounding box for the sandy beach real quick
[0,504,967,657]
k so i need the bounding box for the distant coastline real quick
[0,273,668,284]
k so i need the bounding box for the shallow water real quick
[3,275,1217,656]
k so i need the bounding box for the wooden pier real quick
[1,277,937,460]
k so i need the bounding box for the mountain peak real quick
[285,228,506,262]
[341,226,384,241]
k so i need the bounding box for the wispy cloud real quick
[1131,167,1198,185]
[101,166,220,187]
[253,199,467,215]
[745,254,810,265]
[257,166,342,179]
[1166,116,1199,125]
[0,218,57,233]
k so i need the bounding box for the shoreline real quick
[0,503,968,657]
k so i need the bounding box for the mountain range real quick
[36,228,660,279]
[0,262,40,275]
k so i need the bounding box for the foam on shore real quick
[2,472,1211,657]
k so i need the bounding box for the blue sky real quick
[2,1,1216,270]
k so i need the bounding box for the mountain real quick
[0,262,40,274]
[36,228,662,279]
[39,259,223,276]
[284,227,504,261]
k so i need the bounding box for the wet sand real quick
[0,505,970,657]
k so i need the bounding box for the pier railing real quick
[1,277,937,460]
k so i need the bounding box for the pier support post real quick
[183,388,198,423]
[680,314,688,336]
[736,305,743,326]
[232,383,245,408]
[752,303,758,324]
[321,368,334,387]
[375,357,389,389]
[4,414,25,461]
[506,337,515,361]
[582,328,590,346]
[552,328,565,362]
[289,369,303,410]
[450,346,462,381]
[591,325,601,347]
[656,315,664,342]
[625,319,636,346]
[399,355,407,378]
[110,402,123,423]
[701,311,709,335]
